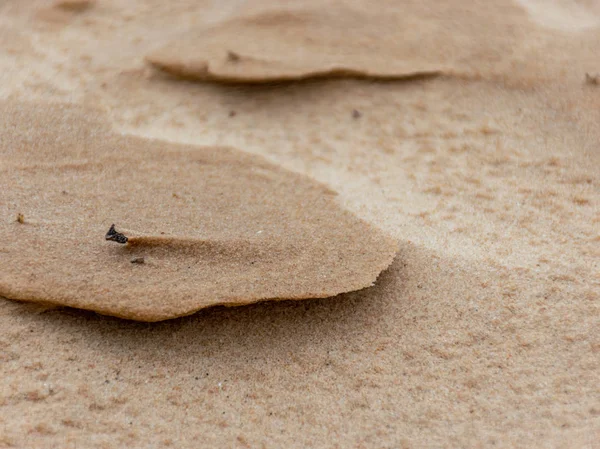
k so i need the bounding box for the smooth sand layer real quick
[0,101,397,321]
[0,0,599,447]
[147,0,533,82]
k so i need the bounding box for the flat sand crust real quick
[146,0,533,83]
[0,101,397,321]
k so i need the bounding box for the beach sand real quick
[0,0,598,447]
[0,101,397,321]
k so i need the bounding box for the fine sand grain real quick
[0,0,599,447]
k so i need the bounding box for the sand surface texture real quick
[0,101,397,321]
[0,0,599,447]
[146,0,534,82]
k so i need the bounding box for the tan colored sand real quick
[0,0,599,447]
[0,101,397,321]
[146,0,534,83]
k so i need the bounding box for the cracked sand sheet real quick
[0,101,397,321]
[146,0,534,83]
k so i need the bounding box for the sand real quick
[0,0,599,447]
[146,0,533,83]
[0,101,397,321]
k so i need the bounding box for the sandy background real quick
[1,0,599,447]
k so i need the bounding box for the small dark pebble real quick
[131,257,145,264]
[229,110,237,117]
[105,224,128,244]
[585,73,600,85]
[352,109,362,119]
[227,51,240,62]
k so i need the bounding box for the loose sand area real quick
[0,0,598,447]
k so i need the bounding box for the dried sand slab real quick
[0,101,397,321]
[146,0,532,83]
